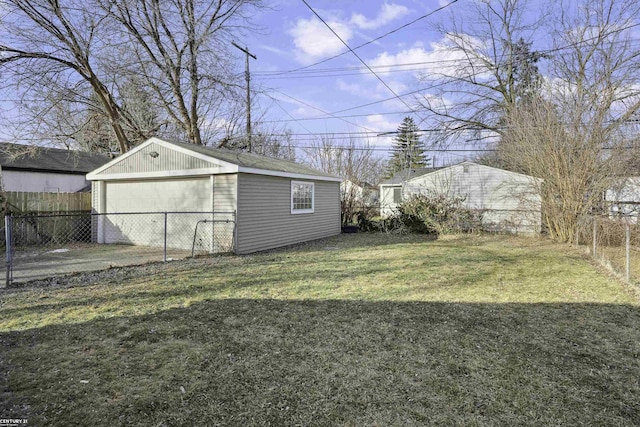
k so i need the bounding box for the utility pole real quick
[232,41,257,152]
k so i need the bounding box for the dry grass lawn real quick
[1,233,639,426]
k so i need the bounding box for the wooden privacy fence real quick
[1,191,91,214]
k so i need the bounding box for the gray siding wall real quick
[213,174,237,212]
[100,141,217,175]
[236,173,340,254]
[211,174,237,252]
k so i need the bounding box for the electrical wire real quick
[301,0,421,118]
[284,0,459,74]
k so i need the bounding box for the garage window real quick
[291,181,314,214]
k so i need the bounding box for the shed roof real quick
[166,139,338,179]
[404,161,543,184]
[0,143,110,174]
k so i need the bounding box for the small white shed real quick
[384,162,542,234]
[87,137,342,254]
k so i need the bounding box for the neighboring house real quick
[0,143,110,192]
[340,180,379,206]
[87,137,342,254]
[381,161,543,234]
[379,167,440,217]
[605,177,640,220]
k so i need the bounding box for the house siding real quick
[99,141,217,175]
[104,178,211,212]
[213,174,237,212]
[236,173,340,254]
[380,185,401,217]
[1,170,88,192]
[404,163,542,234]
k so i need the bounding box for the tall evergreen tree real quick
[386,117,429,177]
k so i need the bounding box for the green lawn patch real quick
[1,234,639,425]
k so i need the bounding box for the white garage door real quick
[105,178,211,212]
[100,178,214,250]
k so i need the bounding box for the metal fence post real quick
[592,217,597,258]
[626,222,631,283]
[163,212,168,262]
[5,215,12,287]
[233,210,238,254]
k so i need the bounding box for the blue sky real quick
[240,0,458,162]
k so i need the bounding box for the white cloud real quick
[289,17,352,63]
[293,106,314,117]
[366,114,398,130]
[350,3,410,30]
[376,80,408,95]
[367,35,490,81]
[336,79,381,100]
[364,114,402,146]
[288,3,412,64]
[258,44,289,57]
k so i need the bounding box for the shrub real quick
[394,192,484,234]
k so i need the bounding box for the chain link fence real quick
[3,211,235,286]
[577,215,640,284]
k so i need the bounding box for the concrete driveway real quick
[3,243,193,286]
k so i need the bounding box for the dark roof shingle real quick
[0,143,110,174]
[380,167,441,185]
[165,139,339,179]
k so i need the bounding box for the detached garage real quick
[87,137,341,254]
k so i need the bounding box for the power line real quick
[259,109,415,124]
[284,0,459,74]
[264,93,319,138]
[254,60,461,77]
[270,89,379,133]
[301,0,421,118]
[256,35,640,79]
[256,66,434,80]
[263,20,640,123]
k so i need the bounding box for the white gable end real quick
[87,138,237,180]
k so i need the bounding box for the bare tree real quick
[0,0,149,153]
[303,137,385,225]
[100,0,263,146]
[499,0,640,241]
[417,0,546,143]
[0,0,262,153]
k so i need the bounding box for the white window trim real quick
[291,180,315,214]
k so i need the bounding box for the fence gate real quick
[3,211,236,287]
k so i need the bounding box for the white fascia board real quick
[237,166,343,182]
[87,166,238,181]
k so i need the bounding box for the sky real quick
[239,0,464,165]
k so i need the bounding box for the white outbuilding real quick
[87,137,342,254]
